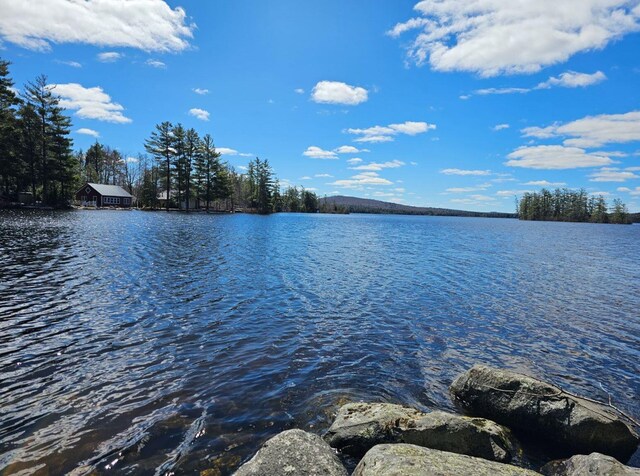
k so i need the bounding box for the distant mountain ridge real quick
[319,195,516,218]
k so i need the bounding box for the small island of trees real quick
[517,188,631,224]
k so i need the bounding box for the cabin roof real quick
[81,183,133,198]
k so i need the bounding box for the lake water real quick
[1,210,639,475]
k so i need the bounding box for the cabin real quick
[75,183,134,208]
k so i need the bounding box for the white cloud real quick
[303,146,338,159]
[351,160,406,171]
[311,81,368,105]
[523,180,567,186]
[50,83,131,123]
[618,186,640,195]
[218,148,238,156]
[347,121,435,143]
[189,108,210,121]
[193,88,209,95]
[330,171,394,188]
[294,88,305,94]
[493,124,510,131]
[536,70,607,89]
[388,1,640,76]
[145,59,166,69]
[470,71,606,97]
[496,189,532,196]
[347,158,363,165]
[446,183,491,193]
[300,176,312,180]
[440,168,491,176]
[126,156,139,163]
[475,87,530,95]
[76,128,99,138]
[590,191,611,196]
[57,60,82,68]
[506,145,614,169]
[589,167,640,182]
[97,52,121,63]
[315,173,333,178]
[334,145,368,154]
[522,111,640,148]
[0,0,194,52]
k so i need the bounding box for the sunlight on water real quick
[0,210,639,474]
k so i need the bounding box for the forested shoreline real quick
[517,188,631,224]
[0,58,320,214]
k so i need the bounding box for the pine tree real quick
[145,122,174,210]
[0,59,21,198]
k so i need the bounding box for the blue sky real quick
[1,0,640,212]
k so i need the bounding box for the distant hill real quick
[319,195,516,218]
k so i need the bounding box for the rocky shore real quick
[232,365,639,475]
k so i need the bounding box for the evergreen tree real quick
[145,122,174,210]
[0,59,21,197]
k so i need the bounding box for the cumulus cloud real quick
[440,168,491,176]
[189,108,210,121]
[303,146,338,159]
[346,121,436,143]
[145,59,166,68]
[589,167,640,181]
[388,1,640,76]
[193,88,209,95]
[334,145,368,154]
[76,128,99,137]
[330,171,394,188]
[347,158,363,165]
[51,83,132,123]
[351,160,406,171]
[311,81,368,105]
[493,124,510,131]
[522,111,640,148]
[536,70,607,89]
[0,0,194,52]
[294,88,305,94]
[97,52,121,63]
[506,145,613,169]
[315,173,333,178]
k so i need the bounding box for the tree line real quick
[517,188,630,224]
[0,58,320,214]
[0,60,76,206]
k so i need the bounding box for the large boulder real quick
[540,453,640,476]
[324,402,520,462]
[450,365,639,462]
[234,429,347,476]
[352,444,541,476]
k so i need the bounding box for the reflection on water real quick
[0,210,639,474]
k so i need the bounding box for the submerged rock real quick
[450,365,639,462]
[233,429,347,476]
[324,402,519,462]
[352,444,540,476]
[540,453,640,476]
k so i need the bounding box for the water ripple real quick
[0,210,638,474]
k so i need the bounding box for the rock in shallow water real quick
[324,402,519,462]
[449,365,639,462]
[352,444,541,476]
[233,429,347,476]
[540,453,640,476]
